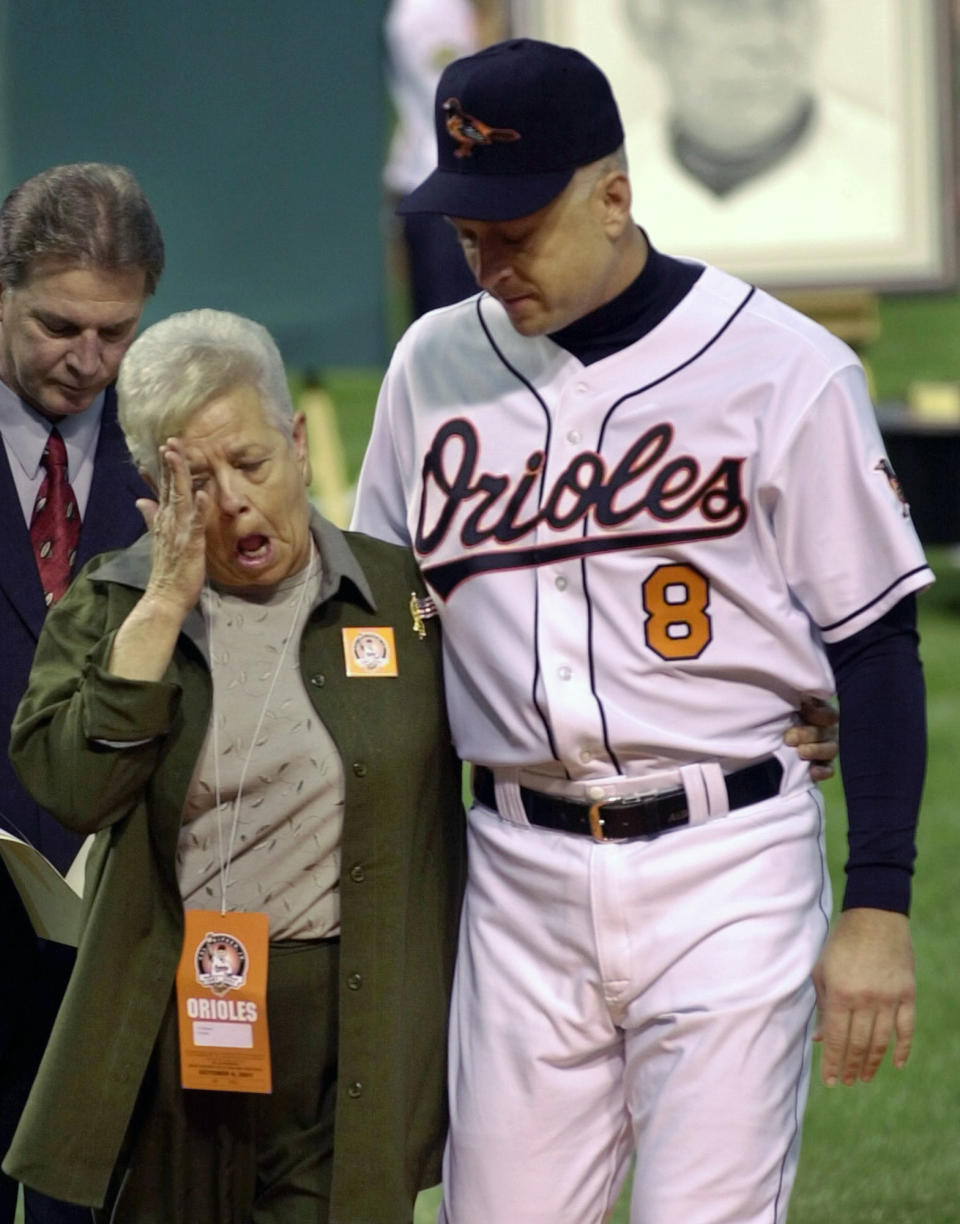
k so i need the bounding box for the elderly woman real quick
[3,310,465,1223]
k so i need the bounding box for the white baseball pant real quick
[438,781,831,1224]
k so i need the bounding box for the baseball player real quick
[352,39,930,1224]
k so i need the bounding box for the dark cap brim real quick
[396,165,576,221]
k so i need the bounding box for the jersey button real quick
[555,576,568,591]
[566,429,582,444]
[557,666,572,681]
[579,748,593,764]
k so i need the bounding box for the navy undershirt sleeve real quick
[825,594,925,915]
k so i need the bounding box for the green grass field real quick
[413,554,960,1224]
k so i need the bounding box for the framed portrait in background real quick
[511,0,956,291]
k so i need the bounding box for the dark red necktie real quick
[30,428,81,606]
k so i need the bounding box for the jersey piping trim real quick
[598,284,756,447]
[532,564,563,766]
[474,294,557,421]
[476,294,563,769]
[819,565,932,632]
[582,555,622,774]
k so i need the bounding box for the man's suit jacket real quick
[0,386,151,1221]
[0,386,151,871]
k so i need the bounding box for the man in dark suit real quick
[0,162,164,1224]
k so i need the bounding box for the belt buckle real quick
[588,801,608,841]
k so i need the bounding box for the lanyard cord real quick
[204,550,316,915]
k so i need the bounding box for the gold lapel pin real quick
[410,593,426,639]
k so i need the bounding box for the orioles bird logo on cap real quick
[443,97,520,158]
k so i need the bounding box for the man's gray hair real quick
[117,309,295,483]
[571,145,630,202]
[0,163,165,293]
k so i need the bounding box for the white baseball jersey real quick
[353,262,932,781]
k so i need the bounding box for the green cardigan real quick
[3,515,465,1222]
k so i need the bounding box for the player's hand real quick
[784,696,838,781]
[139,438,209,617]
[812,907,915,1086]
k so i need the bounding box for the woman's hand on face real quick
[138,439,209,615]
[108,441,209,681]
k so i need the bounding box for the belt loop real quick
[492,769,528,825]
[679,762,727,826]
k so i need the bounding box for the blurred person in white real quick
[383,0,506,317]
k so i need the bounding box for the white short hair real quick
[117,308,294,483]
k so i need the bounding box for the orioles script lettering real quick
[415,419,748,596]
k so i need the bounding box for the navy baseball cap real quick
[396,38,625,221]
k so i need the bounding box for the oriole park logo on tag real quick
[195,932,248,995]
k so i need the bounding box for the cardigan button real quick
[352,761,368,777]
[347,972,363,991]
[310,673,326,687]
[349,863,366,883]
[347,1081,363,1099]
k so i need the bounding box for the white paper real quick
[0,830,85,946]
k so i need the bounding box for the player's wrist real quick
[841,864,912,916]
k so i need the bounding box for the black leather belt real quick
[473,758,783,842]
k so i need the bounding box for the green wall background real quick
[0,0,391,368]
[1,0,957,402]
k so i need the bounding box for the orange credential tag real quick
[342,626,399,677]
[175,909,272,1094]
